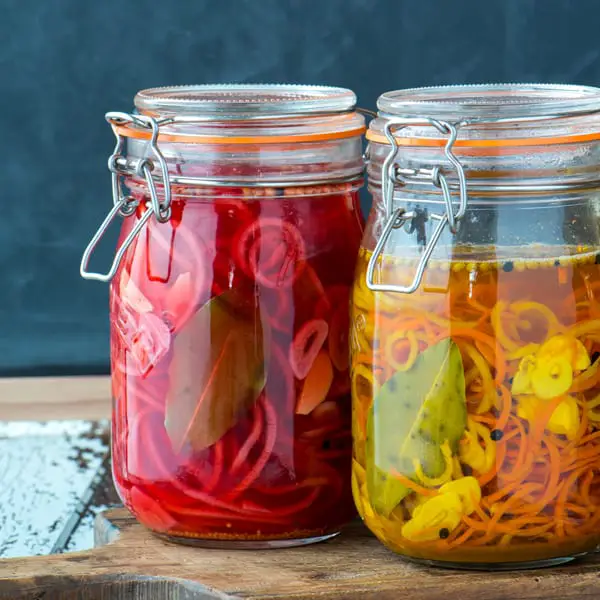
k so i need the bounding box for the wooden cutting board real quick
[1,377,600,599]
[1,507,600,599]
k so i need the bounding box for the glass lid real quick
[377,83,600,123]
[135,84,357,117]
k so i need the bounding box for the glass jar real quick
[81,84,365,547]
[351,84,600,568]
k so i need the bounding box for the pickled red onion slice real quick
[234,217,306,288]
[289,318,329,379]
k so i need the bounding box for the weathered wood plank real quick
[0,376,110,422]
[0,420,109,558]
[61,455,121,553]
[2,378,600,598]
[3,508,600,599]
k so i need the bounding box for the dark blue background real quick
[3,0,600,375]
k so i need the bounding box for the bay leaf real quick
[366,339,467,516]
[165,289,269,453]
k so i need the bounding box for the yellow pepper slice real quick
[537,334,590,371]
[530,358,573,399]
[458,419,496,475]
[512,355,536,396]
[401,476,481,543]
[459,428,487,473]
[439,476,482,515]
[536,334,590,371]
[517,394,580,440]
[512,334,590,400]
[401,491,463,542]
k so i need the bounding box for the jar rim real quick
[135,84,357,117]
[377,83,600,123]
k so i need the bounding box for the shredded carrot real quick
[447,526,476,548]
[572,361,600,392]
[351,249,600,560]
[558,266,569,285]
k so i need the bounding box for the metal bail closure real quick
[80,113,172,282]
[366,118,468,294]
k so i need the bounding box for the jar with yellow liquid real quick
[351,84,600,568]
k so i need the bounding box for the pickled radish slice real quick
[296,352,334,415]
[127,486,178,532]
[234,217,306,288]
[290,318,329,379]
[229,397,277,497]
[249,235,305,288]
[231,402,264,474]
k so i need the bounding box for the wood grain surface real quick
[0,420,111,558]
[0,376,115,559]
[2,508,600,599]
[62,454,121,554]
[0,376,111,421]
[2,377,600,599]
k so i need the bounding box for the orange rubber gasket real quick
[366,129,600,148]
[115,124,366,145]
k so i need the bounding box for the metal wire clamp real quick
[80,113,172,282]
[365,118,468,294]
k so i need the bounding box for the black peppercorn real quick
[490,429,504,441]
[502,261,514,273]
[439,528,450,539]
[554,259,561,267]
[387,376,396,393]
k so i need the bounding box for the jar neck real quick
[365,186,600,258]
[368,85,600,202]
[367,138,600,198]
[124,134,365,187]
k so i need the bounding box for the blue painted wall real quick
[2,0,600,374]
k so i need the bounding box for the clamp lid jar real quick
[81,84,365,548]
[352,83,600,568]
